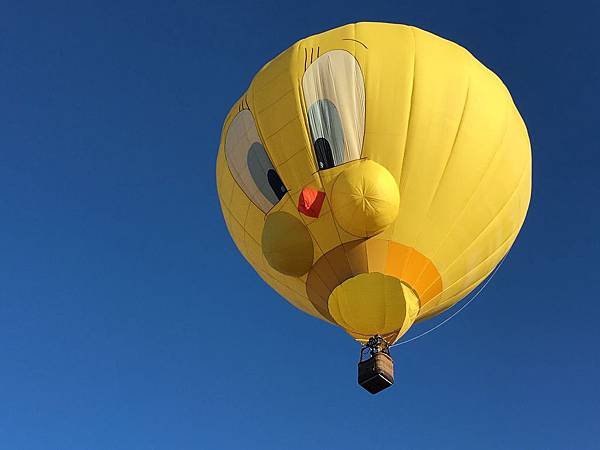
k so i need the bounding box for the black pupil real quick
[267,169,287,201]
[314,137,335,170]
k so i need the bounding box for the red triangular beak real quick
[297,187,326,218]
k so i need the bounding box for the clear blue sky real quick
[1,1,598,449]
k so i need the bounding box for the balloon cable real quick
[391,255,507,347]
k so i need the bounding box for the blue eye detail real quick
[247,142,288,205]
[307,99,346,169]
[225,109,287,213]
[267,169,287,201]
[314,137,335,170]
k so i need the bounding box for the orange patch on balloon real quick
[385,242,442,307]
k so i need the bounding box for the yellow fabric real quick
[262,211,314,277]
[328,273,419,338]
[330,160,399,237]
[215,22,531,343]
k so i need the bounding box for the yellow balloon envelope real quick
[216,22,531,345]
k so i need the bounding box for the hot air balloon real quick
[215,22,531,394]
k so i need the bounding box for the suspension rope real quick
[391,255,508,347]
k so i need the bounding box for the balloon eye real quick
[303,50,365,171]
[267,169,287,200]
[225,110,287,213]
[314,138,335,169]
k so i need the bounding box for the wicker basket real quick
[358,352,394,394]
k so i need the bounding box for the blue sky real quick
[1,1,598,449]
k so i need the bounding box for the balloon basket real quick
[357,335,394,394]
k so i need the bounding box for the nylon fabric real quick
[216,22,531,344]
